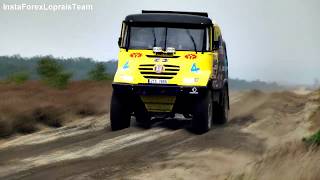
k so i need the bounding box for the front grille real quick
[139,64,180,79]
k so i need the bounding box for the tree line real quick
[0,55,283,90]
[0,55,117,89]
[0,55,117,81]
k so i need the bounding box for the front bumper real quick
[112,83,208,96]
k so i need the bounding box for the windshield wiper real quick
[152,28,157,47]
[186,29,197,53]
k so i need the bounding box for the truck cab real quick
[111,10,229,133]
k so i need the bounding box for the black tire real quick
[110,91,131,131]
[212,88,229,124]
[134,97,151,129]
[192,90,213,134]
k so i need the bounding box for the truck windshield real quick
[127,27,206,51]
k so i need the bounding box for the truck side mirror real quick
[118,37,122,47]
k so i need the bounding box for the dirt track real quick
[0,90,319,180]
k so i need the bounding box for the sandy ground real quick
[0,90,319,180]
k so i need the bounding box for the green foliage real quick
[88,63,110,81]
[229,78,283,91]
[37,57,72,89]
[7,72,29,84]
[0,55,117,80]
[303,130,320,146]
[37,57,63,79]
[46,72,72,89]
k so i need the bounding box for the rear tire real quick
[110,91,131,131]
[192,90,213,134]
[212,88,229,124]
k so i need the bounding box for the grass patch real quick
[14,114,38,134]
[0,118,14,137]
[6,72,29,84]
[0,81,112,138]
[0,113,38,137]
[303,130,320,146]
[33,106,63,127]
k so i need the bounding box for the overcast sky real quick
[0,0,319,84]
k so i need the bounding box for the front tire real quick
[192,90,213,134]
[212,88,229,124]
[110,91,131,131]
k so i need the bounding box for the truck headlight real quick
[121,75,133,82]
[183,77,199,84]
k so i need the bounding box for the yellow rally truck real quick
[111,11,229,133]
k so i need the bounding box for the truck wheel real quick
[192,90,213,133]
[135,111,151,129]
[212,88,229,124]
[110,91,131,131]
[134,97,151,129]
[134,108,151,129]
